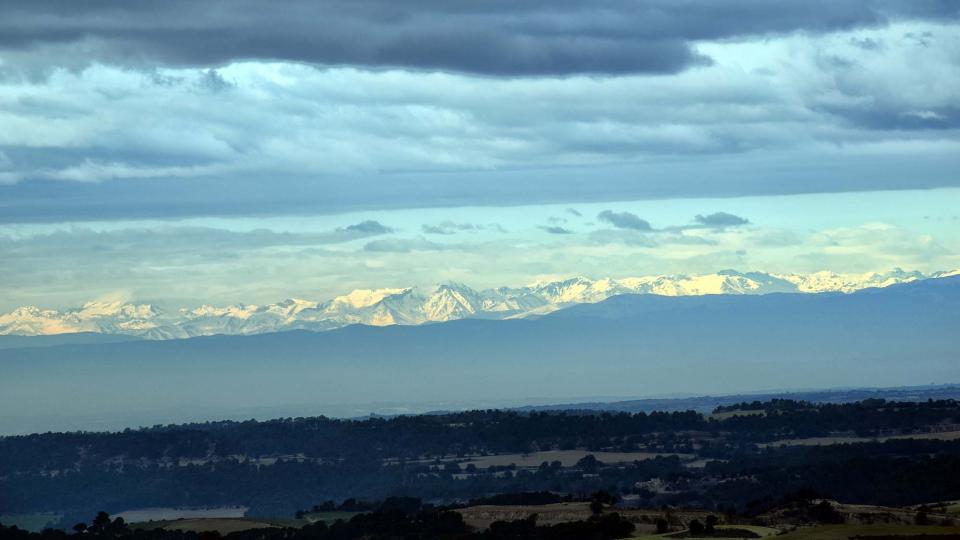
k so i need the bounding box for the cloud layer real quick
[0,17,958,221]
[0,2,957,310]
[2,190,957,312]
[4,1,956,77]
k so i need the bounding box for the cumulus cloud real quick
[797,222,950,270]
[694,212,750,228]
[339,220,394,235]
[540,226,574,235]
[597,210,653,231]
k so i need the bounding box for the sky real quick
[1,1,959,311]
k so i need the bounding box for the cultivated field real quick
[456,502,716,531]
[776,524,960,540]
[460,449,692,468]
[117,506,248,522]
[762,430,960,448]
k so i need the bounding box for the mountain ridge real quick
[1,275,957,435]
[2,268,956,339]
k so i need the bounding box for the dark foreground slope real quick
[0,276,957,433]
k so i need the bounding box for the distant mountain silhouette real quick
[3,268,951,339]
[1,276,957,434]
[0,332,142,350]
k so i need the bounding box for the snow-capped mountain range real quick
[2,268,957,339]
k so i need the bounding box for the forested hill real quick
[516,384,960,414]
[2,399,957,472]
[2,399,959,525]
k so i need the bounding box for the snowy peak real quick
[0,306,84,335]
[329,288,408,310]
[773,269,924,293]
[76,301,160,320]
[187,304,257,319]
[531,276,627,304]
[2,268,956,339]
[421,284,481,321]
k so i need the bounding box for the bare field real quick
[457,502,715,530]
[763,430,960,447]
[456,502,595,529]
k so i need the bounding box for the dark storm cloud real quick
[597,210,653,231]
[1,0,956,76]
[694,212,750,227]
